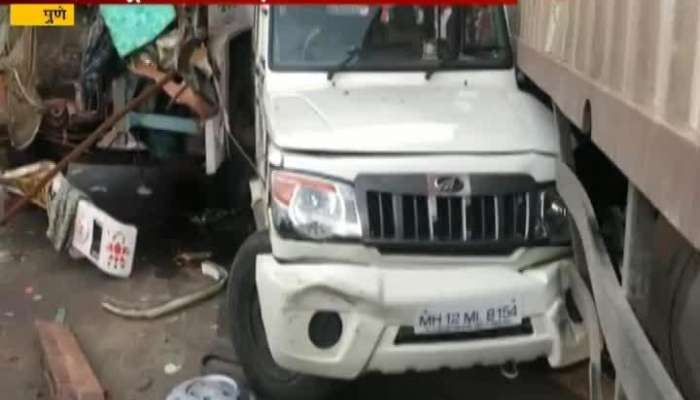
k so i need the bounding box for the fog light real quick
[308,311,342,349]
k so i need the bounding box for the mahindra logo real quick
[434,176,464,193]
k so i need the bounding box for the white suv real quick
[227,5,587,399]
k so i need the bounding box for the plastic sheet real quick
[99,5,176,58]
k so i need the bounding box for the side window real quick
[463,7,499,50]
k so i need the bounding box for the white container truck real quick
[516,0,700,399]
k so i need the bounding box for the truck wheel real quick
[227,231,341,400]
[644,219,700,400]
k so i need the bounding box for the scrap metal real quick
[0,70,177,226]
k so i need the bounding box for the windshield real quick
[269,5,512,71]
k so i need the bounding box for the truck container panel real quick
[516,0,700,249]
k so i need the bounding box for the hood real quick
[267,85,558,154]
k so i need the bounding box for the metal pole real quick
[0,70,177,225]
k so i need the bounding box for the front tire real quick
[227,231,341,400]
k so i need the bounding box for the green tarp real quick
[99,5,176,58]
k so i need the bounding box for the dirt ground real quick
[0,208,609,400]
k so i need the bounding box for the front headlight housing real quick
[270,170,361,240]
[531,186,570,244]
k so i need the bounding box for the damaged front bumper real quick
[255,255,588,379]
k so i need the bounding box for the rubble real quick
[1,161,56,209]
[0,5,246,397]
[174,250,212,268]
[1,4,226,258]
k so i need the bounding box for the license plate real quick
[414,297,521,335]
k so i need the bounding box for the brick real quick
[35,320,105,400]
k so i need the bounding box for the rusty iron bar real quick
[0,70,177,226]
[166,81,189,110]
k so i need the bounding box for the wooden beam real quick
[35,320,105,400]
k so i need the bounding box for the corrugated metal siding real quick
[667,0,698,130]
[608,0,628,93]
[562,0,575,63]
[633,0,661,109]
[589,0,609,81]
[573,0,588,73]
[517,0,700,248]
[519,0,700,145]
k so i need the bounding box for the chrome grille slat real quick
[494,196,500,240]
[512,193,519,237]
[412,196,419,239]
[525,192,530,240]
[480,197,486,239]
[366,190,531,246]
[377,193,385,237]
[461,197,468,241]
[428,196,436,240]
[447,197,453,239]
[392,194,403,240]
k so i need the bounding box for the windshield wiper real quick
[425,58,456,80]
[327,47,361,81]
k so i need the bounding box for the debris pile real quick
[0,6,253,398]
[0,5,249,277]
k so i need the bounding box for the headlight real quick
[270,170,361,240]
[532,187,570,243]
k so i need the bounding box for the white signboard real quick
[71,201,137,278]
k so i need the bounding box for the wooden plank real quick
[35,320,105,400]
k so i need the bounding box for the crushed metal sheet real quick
[1,161,56,209]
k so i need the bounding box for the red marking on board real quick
[107,232,129,269]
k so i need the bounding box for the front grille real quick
[357,174,540,253]
[367,192,530,242]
